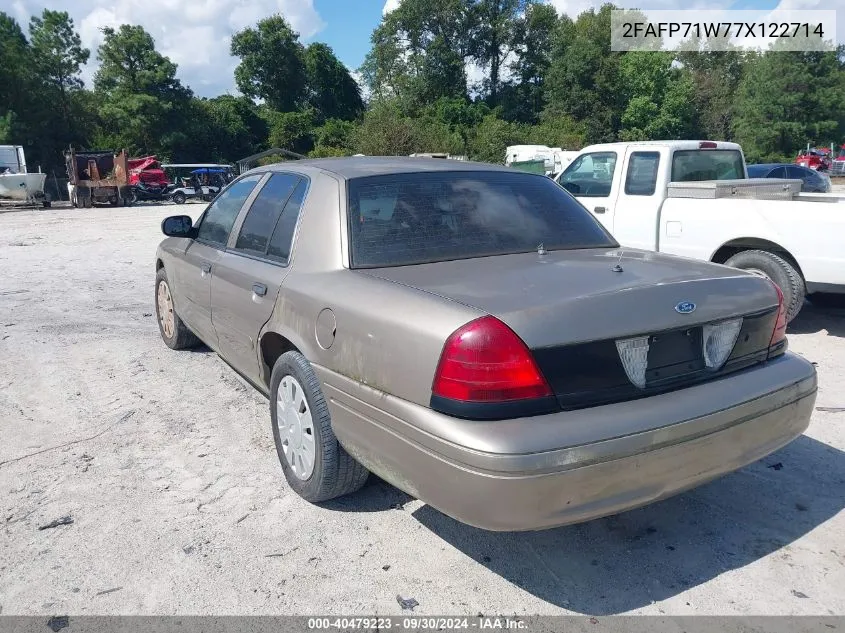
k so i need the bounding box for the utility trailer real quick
[65,147,131,208]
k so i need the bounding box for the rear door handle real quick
[200,262,211,274]
[252,283,267,297]
[594,206,607,214]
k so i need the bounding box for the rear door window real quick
[233,173,300,255]
[624,152,660,196]
[768,166,787,178]
[266,180,309,264]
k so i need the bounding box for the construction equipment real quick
[65,147,131,208]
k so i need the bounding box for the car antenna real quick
[612,250,624,273]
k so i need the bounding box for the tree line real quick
[2,1,844,177]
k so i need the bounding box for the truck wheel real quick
[154,268,201,350]
[270,351,369,503]
[172,192,186,205]
[724,250,805,322]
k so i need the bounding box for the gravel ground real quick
[1,203,843,616]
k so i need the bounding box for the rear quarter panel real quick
[258,170,482,407]
[659,197,845,286]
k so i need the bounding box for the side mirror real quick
[161,215,195,238]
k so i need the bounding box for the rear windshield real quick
[347,170,617,269]
[671,150,745,182]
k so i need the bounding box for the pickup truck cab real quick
[555,140,845,322]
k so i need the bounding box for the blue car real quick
[747,163,831,193]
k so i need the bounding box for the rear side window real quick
[196,175,262,247]
[234,173,300,255]
[624,152,660,196]
[267,180,308,264]
[769,166,787,178]
[347,170,618,269]
[671,150,745,182]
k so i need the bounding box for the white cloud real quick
[383,0,401,16]
[4,0,326,97]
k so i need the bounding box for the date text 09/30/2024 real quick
[308,617,528,630]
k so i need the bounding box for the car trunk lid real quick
[362,248,781,410]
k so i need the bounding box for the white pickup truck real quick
[554,140,845,322]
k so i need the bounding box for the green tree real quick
[527,112,586,149]
[311,118,359,156]
[231,15,307,112]
[191,95,268,162]
[93,24,192,155]
[28,10,89,127]
[467,113,527,162]
[618,51,696,140]
[266,109,316,155]
[676,39,746,141]
[354,101,417,155]
[502,2,558,122]
[732,48,845,162]
[359,0,470,114]
[466,0,526,105]
[304,43,364,122]
[0,13,34,144]
[545,4,625,143]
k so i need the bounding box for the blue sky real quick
[313,0,385,72]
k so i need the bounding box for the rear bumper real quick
[316,353,817,531]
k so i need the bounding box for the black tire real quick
[172,192,186,205]
[270,351,369,503]
[724,249,805,322]
[154,268,201,350]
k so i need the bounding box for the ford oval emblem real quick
[675,301,696,314]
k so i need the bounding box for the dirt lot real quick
[1,204,843,616]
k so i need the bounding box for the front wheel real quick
[172,192,186,205]
[724,249,805,322]
[270,351,369,503]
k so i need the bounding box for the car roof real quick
[579,140,743,153]
[248,156,519,180]
[749,163,807,169]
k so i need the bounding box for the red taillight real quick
[769,281,787,348]
[432,316,553,402]
[699,141,718,149]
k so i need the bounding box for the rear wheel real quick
[154,268,201,350]
[270,351,369,503]
[724,249,805,322]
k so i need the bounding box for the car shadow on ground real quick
[406,435,845,614]
[789,302,845,337]
[322,475,415,512]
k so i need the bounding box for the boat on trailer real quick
[0,145,50,207]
